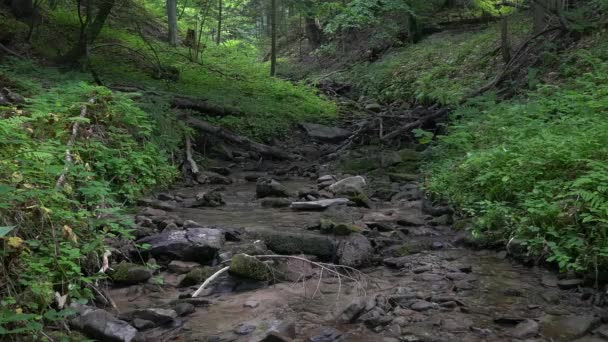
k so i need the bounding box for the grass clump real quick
[424,32,608,273]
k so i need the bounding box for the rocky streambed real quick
[69,124,608,342]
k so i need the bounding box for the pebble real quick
[411,300,434,311]
[244,300,260,308]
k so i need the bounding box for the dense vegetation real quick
[1,0,607,338]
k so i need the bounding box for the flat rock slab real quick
[70,305,138,342]
[290,198,349,210]
[300,123,351,142]
[138,228,225,263]
[541,315,600,340]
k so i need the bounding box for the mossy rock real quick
[111,262,153,285]
[348,193,372,208]
[257,230,335,259]
[388,173,418,182]
[398,149,422,161]
[229,254,270,281]
[180,266,214,287]
[389,161,420,174]
[319,219,363,236]
[337,157,378,174]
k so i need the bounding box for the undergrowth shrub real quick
[0,62,175,338]
[425,33,608,273]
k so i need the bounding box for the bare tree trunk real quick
[167,0,179,46]
[532,0,546,33]
[270,0,277,76]
[501,16,511,64]
[304,17,323,48]
[216,0,222,45]
[62,0,117,64]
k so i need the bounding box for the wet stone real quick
[541,315,600,340]
[244,300,259,308]
[133,318,155,330]
[174,303,195,317]
[309,326,343,342]
[509,319,539,339]
[594,324,608,338]
[541,274,559,287]
[558,278,584,289]
[412,265,432,274]
[414,273,444,282]
[411,300,434,311]
[234,322,257,335]
[446,272,467,280]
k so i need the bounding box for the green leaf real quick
[0,226,16,237]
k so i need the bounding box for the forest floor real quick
[93,119,608,342]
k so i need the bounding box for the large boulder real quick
[328,176,366,197]
[137,228,224,263]
[257,230,335,259]
[300,123,351,143]
[337,233,373,268]
[70,304,138,342]
[256,178,290,198]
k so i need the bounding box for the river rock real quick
[309,326,343,342]
[130,308,177,325]
[410,300,434,311]
[541,315,600,340]
[110,262,152,285]
[140,207,167,217]
[132,318,155,330]
[229,253,270,281]
[300,123,351,142]
[189,191,224,207]
[70,304,138,342]
[509,319,539,339]
[290,198,349,211]
[174,303,195,317]
[338,298,366,323]
[328,176,366,196]
[319,219,363,236]
[557,278,584,289]
[337,233,373,267]
[383,256,410,269]
[198,171,232,185]
[180,266,214,287]
[137,228,224,263]
[257,230,334,259]
[257,178,290,198]
[234,322,256,335]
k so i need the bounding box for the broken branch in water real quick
[192,266,229,297]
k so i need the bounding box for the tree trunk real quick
[167,0,178,46]
[10,0,34,18]
[61,0,117,64]
[532,0,546,33]
[304,17,323,48]
[216,0,222,45]
[501,16,511,64]
[270,0,277,76]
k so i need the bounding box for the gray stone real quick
[442,317,473,332]
[132,318,155,330]
[131,308,177,325]
[337,233,373,268]
[328,176,366,196]
[309,326,343,342]
[140,207,167,217]
[383,256,410,269]
[594,324,608,338]
[168,260,201,274]
[509,319,539,339]
[234,322,256,335]
[189,191,225,207]
[410,300,434,311]
[290,198,349,211]
[137,228,224,263]
[300,123,351,142]
[70,304,138,342]
[174,303,195,317]
[256,178,290,198]
[198,171,232,185]
[244,300,259,308]
[557,278,584,289]
[257,230,335,259]
[541,274,558,287]
[541,315,600,341]
[338,298,365,323]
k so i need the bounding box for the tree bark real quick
[216,0,222,45]
[270,0,277,76]
[501,16,511,64]
[183,115,295,160]
[62,0,117,64]
[167,0,179,46]
[304,17,323,48]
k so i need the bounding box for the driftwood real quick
[184,136,200,175]
[183,115,296,160]
[56,98,95,189]
[172,95,243,117]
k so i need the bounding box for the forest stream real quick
[95,127,607,342]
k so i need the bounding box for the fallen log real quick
[183,115,296,160]
[172,96,243,117]
[380,108,449,141]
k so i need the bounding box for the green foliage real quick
[0,61,175,337]
[343,16,531,105]
[424,34,608,273]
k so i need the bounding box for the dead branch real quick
[381,107,449,141]
[183,115,296,160]
[184,135,200,175]
[56,98,95,189]
[0,43,23,59]
[192,266,229,297]
[172,95,244,117]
